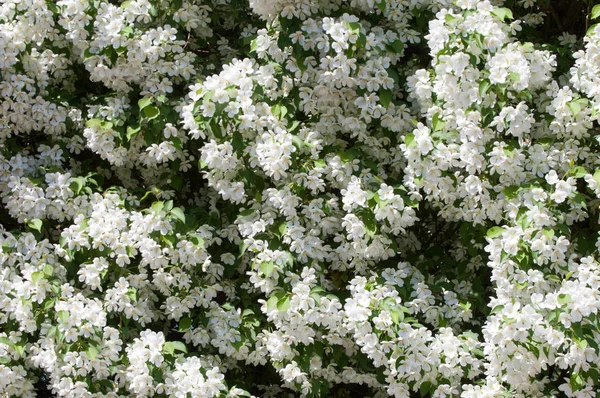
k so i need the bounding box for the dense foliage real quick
[2,0,600,396]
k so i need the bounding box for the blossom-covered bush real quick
[2,0,600,396]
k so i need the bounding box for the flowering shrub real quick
[2,0,600,396]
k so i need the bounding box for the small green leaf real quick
[491,7,513,21]
[151,201,164,214]
[43,264,53,276]
[571,373,584,391]
[503,185,519,199]
[143,105,160,120]
[188,233,205,247]
[445,14,457,23]
[138,97,153,110]
[432,113,445,132]
[127,125,141,140]
[486,226,504,238]
[271,104,288,120]
[86,345,98,360]
[389,39,404,54]
[490,305,504,314]
[266,295,279,311]
[592,4,600,20]
[31,271,44,283]
[542,229,554,239]
[178,317,192,331]
[259,261,275,276]
[558,293,571,306]
[347,21,361,35]
[57,310,69,322]
[420,381,432,397]
[568,99,588,117]
[479,79,491,98]
[379,89,392,107]
[126,287,138,302]
[70,177,86,195]
[288,120,301,133]
[170,207,185,223]
[277,295,291,311]
[593,170,600,186]
[27,219,43,232]
[85,118,102,128]
[237,209,256,219]
[163,341,187,355]
[570,166,587,178]
[0,337,15,349]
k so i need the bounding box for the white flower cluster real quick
[2,0,600,397]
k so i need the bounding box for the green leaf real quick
[558,293,571,306]
[31,271,44,283]
[70,176,86,195]
[151,201,164,214]
[571,372,584,391]
[389,39,404,54]
[592,4,600,20]
[57,310,69,322]
[266,295,279,311]
[43,264,53,276]
[47,1,60,13]
[138,97,153,110]
[486,226,504,239]
[163,341,188,355]
[232,131,246,153]
[359,212,377,238]
[491,7,513,21]
[127,125,141,140]
[237,209,256,219]
[445,14,457,23]
[170,207,185,223]
[379,89,392,107]
[404,133,415,147]
[126,287,138,302]
[271,104,288,120]
[503,185,519,199]
[570,166,587,178]
[143,105,160,120]
[27,219,43,232]
[86,345,98,360]
[347,21,361,35]
[490,305,504,314]
[542,229,554,239]
[0,337,15,349]
[291,135,305,149]
[593,170,600,186]
[277,295,291,311]
[259,261,275,276]
[188,233,205,247]
[432,113,445,132]
[479,79,491,98]
[178,317,192,331]
[288,120,301,133]
[278,221,288,236]
[420,381,432,397]
[568,98,588,117]
[250,37,259,53]
[85,118,102,128]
